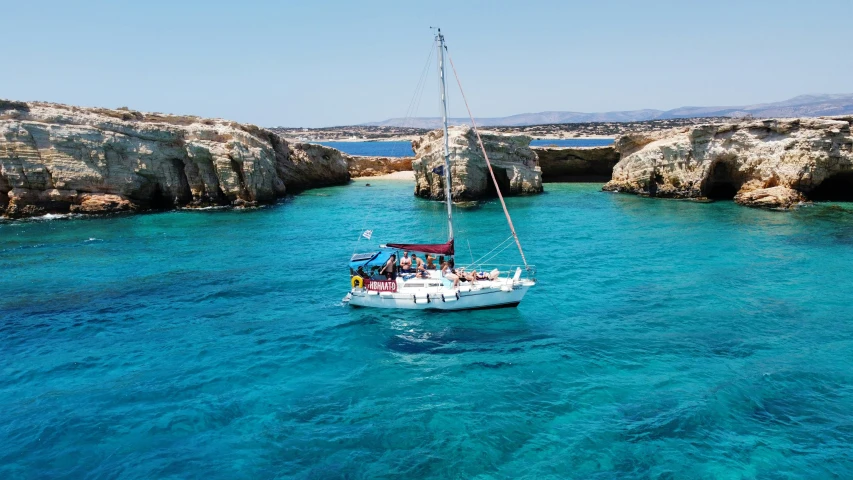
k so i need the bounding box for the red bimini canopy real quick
[386,239,454,255]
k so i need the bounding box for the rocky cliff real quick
[346,155,414,178]
[602,117,853,208]
[532,146,619,182]
[0,100,349,218]
[412,126,542,200]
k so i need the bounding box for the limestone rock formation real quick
[412,126,542,200]
[603,117,853,209]
[346,155,414,178]
[734,186,806,209]
[532,145,619,182]
[283,142,350,192]
[0,100,349,218]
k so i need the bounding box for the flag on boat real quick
[362,229,373,240]
[431,165,445,176]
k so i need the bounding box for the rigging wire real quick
[445,49,531,270]
[405,40,448,244]
[410,48,433,132]
[352,40,433,251]
[401,41,435,129]
[463,234,514,269]
[476,241,516,269]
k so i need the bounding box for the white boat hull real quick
[345,280,533,311]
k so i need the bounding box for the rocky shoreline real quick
[343,143,620,185]
[346,155,413,178]
[6,98,850,218]
[603,116,853,209]
[0,100,350,218]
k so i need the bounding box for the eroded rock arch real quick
[703,158,744,200]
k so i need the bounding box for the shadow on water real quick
[385,327,561,356]
[784,203,853,247]
[346,307,537,355]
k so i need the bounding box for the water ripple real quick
[2,184,853,478]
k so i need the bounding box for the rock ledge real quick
[0,100,350,218]
[603,117,853,209]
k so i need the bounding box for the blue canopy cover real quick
[349,248,396,271]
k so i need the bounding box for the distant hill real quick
[363,94,853,128]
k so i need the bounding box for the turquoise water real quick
[318,141,415,157]
[4,182,853,478]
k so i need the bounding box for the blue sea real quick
[319,141,415,157]
[319,138,614,157]
[4,179,853,478]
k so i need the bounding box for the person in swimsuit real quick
[411,254,424,272]
[456,266,475,284]
[463,269,478,284]
[441,260,459,287]
[415,254,430,278]
[399,251,412,273]
[380,254,397,280]
[426,254,436,270]
[416,264,430,278]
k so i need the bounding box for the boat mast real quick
[436,29,453,243]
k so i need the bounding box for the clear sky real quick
[2,0,851,127]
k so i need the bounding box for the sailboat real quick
[343,29,536,310]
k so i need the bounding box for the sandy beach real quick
[352,171,415,181]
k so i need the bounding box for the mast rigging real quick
[436,29,454,243]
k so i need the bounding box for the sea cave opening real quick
[147,184,174,210]
[485,166,511,197]
[147,160,193,210]
[703,161,741,200]
[808,171,853,202]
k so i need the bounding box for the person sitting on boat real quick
[399,251,412,273]
[356,266,368,279]
[380,254,397,280]
[416,262,430,279]
[441,258,454,270]
[411,253,424,272]
[426,254,437,270]
[442,260,460,287]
